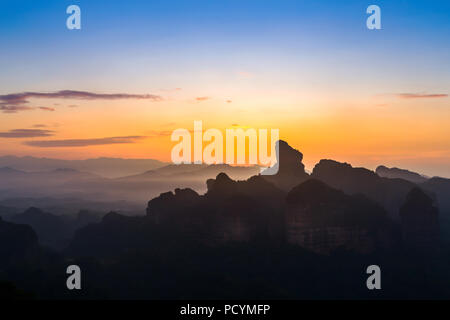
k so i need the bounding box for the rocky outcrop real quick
[262,140,309,191]
[146,174,285,245]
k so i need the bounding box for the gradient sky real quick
[0,0,449,177]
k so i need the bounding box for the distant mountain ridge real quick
[0,155,168,178]
[376,165,429,184]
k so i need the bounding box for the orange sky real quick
[0,90,449,177]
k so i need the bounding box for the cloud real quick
[33,124,48,128]
[0,106,34,113]
[195,96,210,102]
[146,130,172,137]
[395,93,448,99]
[24,136,146,147]
[0,129,55,138]
[38,106,55,112]
[0,90,163,113]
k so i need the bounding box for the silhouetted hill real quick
[0,197,140,216]
[8,207,69,249]
[376,165,428,184]
[117,163,260,182]
[400,187,440,251]
[421,177,450,214]
[312,159,416,217]
[0,216,38,267]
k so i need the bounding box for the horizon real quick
[0,145,448,180]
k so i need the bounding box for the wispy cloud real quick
[195,96,210,102]
[145,130,172,137]
[24,136,146,147]
[0,129,55,138]
[0,106,34,113]
[0,90,163,113]
[395,93,448,99]
[38,106,55,112]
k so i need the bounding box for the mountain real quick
[376,165,428,184]
[117,163,260,182]
[0,167,107,201]
[0,197,140,216]
[0,156,167,178]
[27,140,450,299]
[0,216,39,267]
[285,179,397,254]
[6,207,106,251]
[262,140,310,191]
[8,207,70,249]
[399,187,440,250]
[311,159,417,217]
[0,162,261,206]
[420,177,450,214]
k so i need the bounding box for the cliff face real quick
[285,179,395,254]
[400,187,440,251]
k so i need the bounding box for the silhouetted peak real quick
[0,167,24,174]
[147,188,202,218]
[313,159,377,180]
[277,140,304,165]
[216,172,233,183]
[206,173,236,194]
[261,140,309,191]
[23,207,45,216]
[206,172,245,191]
[376,165,428,184]
[102,211,125,223]
[52,168,80,173]
[19,207,59,222]
[402,187,433,210]
[174,187,199,198]
[314,159,352,172]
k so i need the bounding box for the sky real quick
[0,0,449,177]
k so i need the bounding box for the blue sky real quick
[1,0,449,92]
